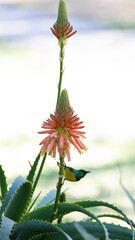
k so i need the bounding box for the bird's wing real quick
[64,167,77,181]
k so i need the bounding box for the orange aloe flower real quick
[51,0,76,45]
[38,89,87,161]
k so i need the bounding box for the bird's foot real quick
[57,161,66,168]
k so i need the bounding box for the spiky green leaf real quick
[22,202,107,238]
[0,165,8,202]
[27,153,41,182]
[32,153,47,194]
[28,192,41,212]
[58,221,134,240]
[74,200,132,226]
[74,222,96,240]
[97,214,135,227]
[74,200,134,240]
[0,216,14,240]
[0,176,27,218]
[34,189,56,210]
[22,202,101,222]
[34,188,68,210]
[121,183,135,211]
[10,220,69,240]
[4,180,32,222]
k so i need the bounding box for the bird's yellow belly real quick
[64,168,77,181]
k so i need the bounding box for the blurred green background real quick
[0,0,135,224]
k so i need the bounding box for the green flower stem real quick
[50,156,64,223]
[56,43,64,108]
[33,152,47,194]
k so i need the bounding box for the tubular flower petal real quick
[51,0,76,46]
[65,141,71,161]
[38,89,87,160]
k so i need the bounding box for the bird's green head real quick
[75,169,90,181]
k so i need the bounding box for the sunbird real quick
[57,162,90,184]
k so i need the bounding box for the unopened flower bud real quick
[51,0,77,46]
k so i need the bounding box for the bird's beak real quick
[86,171,90,174]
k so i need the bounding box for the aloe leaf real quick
[0,176,27,218]
[21,200,134,239]
[34,188,68,210]
[30,232,73,240]
[121,183,135,211]
[10,220,69,240]
[64,233,73,240]
[27,153,41,182]
[74,222,96,240]
[22,202,102,222]
[96,214,135,227]
[0,216,14,240]
[28,192,41,212]
[22,202,108,238]
[58,221,134,240]
[34,189,56,210]
[74,200,132,225]
[4,180,32,222]
[0,165,8,202]
[32,153,47,194]
[74,200,135,239]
